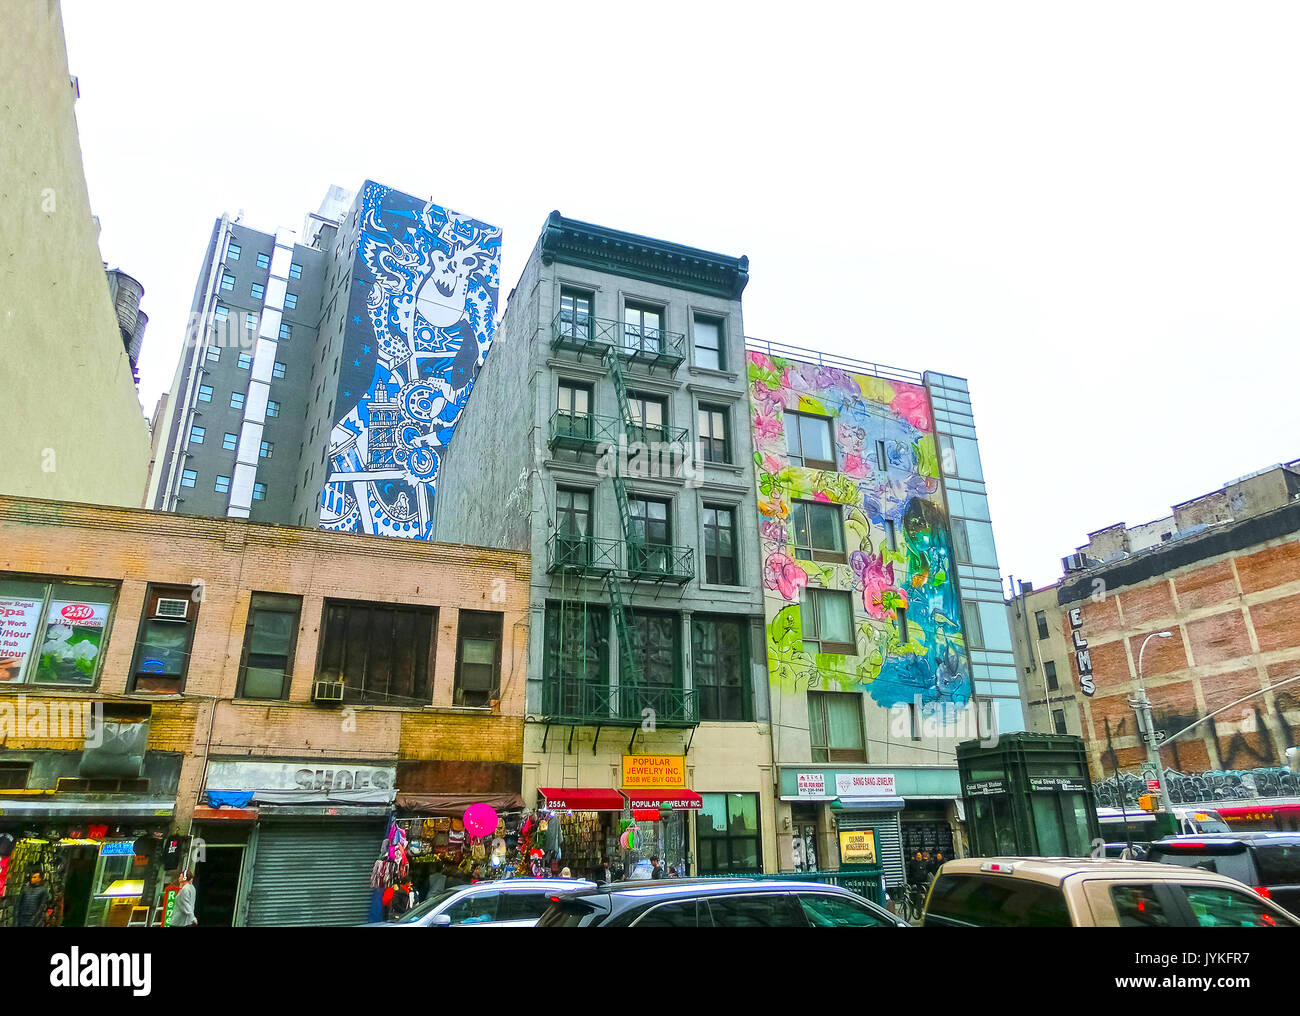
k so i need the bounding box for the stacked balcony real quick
[550,311,686,371]
[540,677,699,728]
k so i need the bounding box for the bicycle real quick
[898,883,927,923]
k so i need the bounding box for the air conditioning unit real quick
[312,680,345,704]
[1062,553,1087,573]
[154,598,190,621]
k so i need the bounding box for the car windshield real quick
[1149,848,1255,885]
[394,888,462,924]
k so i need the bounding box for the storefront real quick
[391,792,527,896]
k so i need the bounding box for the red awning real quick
[623,789,703,811]
[538,788,626,812]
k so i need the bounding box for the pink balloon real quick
[463,803,499,839]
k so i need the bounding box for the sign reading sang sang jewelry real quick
[1068,608,1096,697]
[834,773,896,798]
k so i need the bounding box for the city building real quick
[1011,460,1300,808]
[434,212,777,877]
[1007,578,1084,737]
[745,343,1025,887]
[147,181,501,538]
[0,2,152,507]
[0,494,529,926]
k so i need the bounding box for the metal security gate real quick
[245,821,384,927]
[838,811,905,887]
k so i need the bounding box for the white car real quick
[367,878,595,927]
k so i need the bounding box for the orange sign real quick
[621,754,685,789]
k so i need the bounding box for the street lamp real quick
[1131,631,1176,815]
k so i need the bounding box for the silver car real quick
[369,878,596,927]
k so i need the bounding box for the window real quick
[884,519,897,551]
[792,501,846,563]
[214,475,230,493]
[697,404,730,463]
[205,346,221,364]
[799,893,892,928]
[266,401,280,418]
[555,486,591,537]
[785,411,835,469]
[129,585,200,693]
[629,610,679,688]
[189,425,205,445]
[0,578,116,686]
[317,600,435,705]
[1178,885,1288,928]
[555,381,592,440]
[962,600,984,649]
[808,690,865,762]
[220,272,235,291]
[283,292,298,310]
[632,901,706,928]
[697,793,762,874]
[543,603,609,715]
[802,588,855,654]
[230,392,245,410]
[875,439,888,471]
[1044,659,1058,690]
[237,352,253,370]
[627,497,672,575]
[706,893,802,927]
[222,432,237,451]
[498,891,556,923]
[1035,610,1050,640]
[701,505,737,585]
[251,283,265,301]
[693,314,724,370]
[289,262,303,280]
[626,394,667,443]
[227,242,241,261]
[923,874,1072,928]
[256,252,270,270]
[898,606,909,642]
[237,593,301,699]
[259,440,273,459]
[691,616,750,720]
[1052,708,1067,734]
[444,892,499,925]
[252,483,266,501]
[1110,885,1172,928]
[557,287,593,341]
[0,762,31,790]
[623,302,663,354]
[214,305,229,322]
[273,361,286,380]
[279,322,292,341]
[197,384,213,403]
[454,611,503,707]
[180,469,197,487]
[245,312,258,330]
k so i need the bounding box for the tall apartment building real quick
[745,344,1024,886]
[148,181,501,539]
[435,212,778,877]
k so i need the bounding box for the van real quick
[1148,832,1300,917]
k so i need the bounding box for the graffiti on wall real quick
[748,352,970,712]
[1096,768,1300,808]
[319,183,501,539]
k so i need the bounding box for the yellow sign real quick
[838,829,877,864]
[621,754,685,789]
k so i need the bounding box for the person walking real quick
[650,855,663,880]
[172,870,198,927]
[17,871,50,928]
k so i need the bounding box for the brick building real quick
[0,495,528,926]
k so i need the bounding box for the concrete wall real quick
[0,1,151,506]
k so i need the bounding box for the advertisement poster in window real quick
[839,828,878,864]
[0,597,43,682]
[37,600,110,685]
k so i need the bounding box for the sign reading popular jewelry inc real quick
[621,754,685,789]
[835,773,896,798]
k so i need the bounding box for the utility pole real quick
[1129,631,1176,815]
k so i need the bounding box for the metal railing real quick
[545,533,622,574]
[547,409,622,450]
[745,336,923,385]
[626,540,695,583]
[541,677,699,726]
[551,312,686,368]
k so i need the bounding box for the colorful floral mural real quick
[748,352,971,712]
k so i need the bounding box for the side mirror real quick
[428,913,451,927]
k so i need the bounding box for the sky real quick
[62,0,1300,589]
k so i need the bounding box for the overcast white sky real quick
[63,0,1300,588]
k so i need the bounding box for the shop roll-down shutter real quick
[838,811,905,887]
[246,821,383,927]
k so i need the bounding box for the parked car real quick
[535,878,909,927]
[365,878,596,927]
[1148,832,1300,917]
[920,857,1300,928]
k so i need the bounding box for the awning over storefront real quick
[0,798,175,818]
[395,792,526,815]
[623,789,702,811]
[538,788,626,811]
[832,796,906,812]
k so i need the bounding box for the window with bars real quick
[316,600,435,705]
[543,602,609,714]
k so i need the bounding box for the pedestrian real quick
[650,855,663,880]
[172,870,198,927]
[17,871,49,928]
[907,851,927,888]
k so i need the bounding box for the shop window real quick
[792,500,845,563]
[542,602,609,716]
[808,690,865,763]
[691,616,750,721]
[696,793,762,874]
[317,600,435,705]
[129,585,200,694]
[701,505,737,585]
[454,610,503,708]
[785,411,835,470]
[237,593,301,699]
[802,588,855,655]
[0,577,117,686]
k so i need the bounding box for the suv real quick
[535,878,908,927]
[921,857,1300,928]
[368,878,595,927]
[1148,832,1300,916]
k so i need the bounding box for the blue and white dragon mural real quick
[319,182,501,539]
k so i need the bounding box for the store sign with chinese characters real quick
[795,773,827,798]
[1068,607,1096,696]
